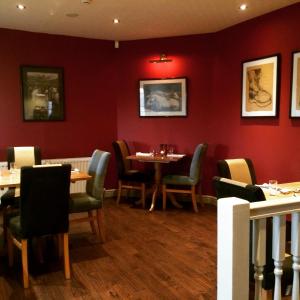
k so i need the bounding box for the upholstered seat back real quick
[8,146,41,168]
[217,158,256,184]
[19,164,71,238]
[112,140,132,177]
[213,176,265,202]
[189,143,208,185]
[86,150,111,200]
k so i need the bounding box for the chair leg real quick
[57,233,63,258]
[7,231,14,267]
[191,186,198,213]
[21,239,29,288]
[198,185,204,207]
[88,211,97,234]
[96,208,106,243]
[36,238,44,264]
[116,180,122,204]
[141,183,146,209]
[63,233,71,280]
[162,185,167,211]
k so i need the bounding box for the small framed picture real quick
[290,51,300,118]
[20,65,65,121]
[241,55,280,117]
[139,77,187,117]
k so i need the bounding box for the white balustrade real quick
[218,197,300,300]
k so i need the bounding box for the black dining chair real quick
[112,140,153,208]
[1,146,42,243]
[7,164,71,288]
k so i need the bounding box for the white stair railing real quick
[218,197,300,300]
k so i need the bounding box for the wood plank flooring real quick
[0,198,217,299]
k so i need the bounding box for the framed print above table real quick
[241,55,280,117]
[139,77,187,117]
[290,51,300,118]
[20,65,65,121]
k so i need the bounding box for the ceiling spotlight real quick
[149,54,172,63]
[113,18,120,24]
[81,0,92,4]
[66,13,79,18]
[16,4,26,10]
[239,3,248,10]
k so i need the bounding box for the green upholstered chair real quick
[213,176,293,296]
[1,146,42,243]
[69,149,110,242]
[217,158,257,184]
[162,143,208,213]
[112,140,153,208]
[7,164,71,288]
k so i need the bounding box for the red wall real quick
[116,3,300,194]
[1,3,300,193]
[0,29,118,187]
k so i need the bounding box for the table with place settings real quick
[127,152,185,211]
[259,182,300,200]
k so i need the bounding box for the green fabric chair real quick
[7,164,71,288]
[162,143,208,212]
[69,149,110,242]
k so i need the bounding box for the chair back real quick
[86,150,111,200]
[19,164,71,238]
[7,146,41,168]
[189,143,208,184]
[217,158,256,184]
[112,140,131,177]
[213,176,265,202]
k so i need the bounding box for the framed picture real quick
[139,77,187,117]
[20,66,65,121]
[241,55,280,117]
[290,51,300,118]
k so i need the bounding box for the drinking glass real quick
[10,162,16,173]
[269,179,278,195]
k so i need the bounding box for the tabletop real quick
[127,153,185,164]
[0,170,91,189]
[262,182,300,200]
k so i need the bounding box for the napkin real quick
[136,152,152,157]
[166,154,185,158]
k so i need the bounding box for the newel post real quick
[217,197,250,300]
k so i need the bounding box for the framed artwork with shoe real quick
[241,54,280,117]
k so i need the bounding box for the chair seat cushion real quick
[122,170,153,183]
[1,188,20,208]
[9,215,22,238]
[163,175,196,186]
[69,193,102,213]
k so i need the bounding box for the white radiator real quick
[0,157,90,196]
[42,157,90,193]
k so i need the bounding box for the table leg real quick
[149,162,161,212]
[168,193,183,209]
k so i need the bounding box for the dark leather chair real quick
[7,164,71,288]
[213,176,293,295]
[69,150,110,242]
[162,143,208,213]
[1,146,42,242]
[112,140,152,208]
[217,158,256,184]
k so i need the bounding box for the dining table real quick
[127,153,185,211]
[0,168,91,189]
[260,182,300,200]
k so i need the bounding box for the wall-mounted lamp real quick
[149,54,172,63]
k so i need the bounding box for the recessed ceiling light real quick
[16,4,26,10]
[239,4,248,11]
[113,18,120,24]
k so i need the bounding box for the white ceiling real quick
[0,0,298,41]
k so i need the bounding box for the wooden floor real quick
[0,198,217,299]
